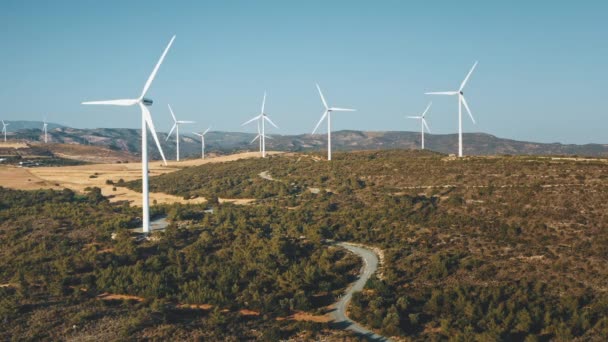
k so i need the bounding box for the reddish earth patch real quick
[97,293,145,302]
[277,311,331,323]
[239,309,261,316]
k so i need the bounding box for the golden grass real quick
[0,142,29,149]
[0,152,278,206]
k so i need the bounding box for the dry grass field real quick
[0,142,29,149]
[0,151,281,206]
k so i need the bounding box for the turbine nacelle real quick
[142,98,153,106]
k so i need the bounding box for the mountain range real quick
[1,120,607,159]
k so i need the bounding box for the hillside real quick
[0,142,136,165]
[136,150,608,339]
[2,150,608,339]
[3,121,608,159]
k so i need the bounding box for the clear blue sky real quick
[1,0,606,144]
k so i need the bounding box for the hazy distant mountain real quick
[3,122,608,158]
[2,120,65,131]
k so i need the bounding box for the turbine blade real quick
[316,84,328,109]
[461,96,476,124]
[242,115,261,126]
[250,134,261,144]
[168,104,177,122]
[140,35,176,99]
[203,127,211,135]
[192,132,203,137]
[166,123,177,141]
[82,99,138,106]
[263,134,273,140]
[407,116,422,119]
[261,91,266,114]
[421,102,432,118]
[459,61,478,92]
[330,107,356,112]
[140,103,167,165]
[177,120,195,124]
[425,91,458,96]
[312,110,328,134]
[264,115,279,129]
[423,119,431,133]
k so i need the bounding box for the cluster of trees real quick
[0,186,360,340]
[136,150,608,339]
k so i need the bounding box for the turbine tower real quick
[242,92,278,158]
[166,104,195,161]
[312,84,356,161]
[1,120,8,142]
[43,118,48,143]
[407,102,432,149]
[81,35,175,234]
[426,61,478,157]
[192,127,211,159]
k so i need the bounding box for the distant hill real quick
[2,121,607,159]
[1,120,64,131]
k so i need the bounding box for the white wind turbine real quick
[426,61,478,157]
[43,118,48,143]
[81,35,175,234]
[312,84,356,161]
[242,92,278,158]
[192,127,211,160]
[166,104,195,161]
[407,102,432,149]
[2,120,8,142]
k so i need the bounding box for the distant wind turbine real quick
[166,104,195,161]
[312,84,356,161]
[407,102,432,149]
[192,127,211,159]
[43,118,48,143]
[426,61,478,157]
[242,92,278,158]
[1,120,8,142]
[81,35,175,234]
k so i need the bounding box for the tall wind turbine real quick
[192,127,211,159]
[43,118,48,143]
[242,92,278,158]
[426,61,478,157]
[1,120,8,142]
[407,102,432,149]
[166,104,195,161]
[81,35,175,234]
[312,84,356,161]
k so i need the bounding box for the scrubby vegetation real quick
[3,150,608,339]
[0,186,360,340]
[139,150,608,339]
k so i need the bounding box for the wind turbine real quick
[242,92,278,158]
[166,104,195,161]
[312,84,356,161]
[1,120,8,142]
[426,61,478,157]
[43,118,48,143]
[192,127,211,160]
[81,35,175,234]
[407,102,432,149]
